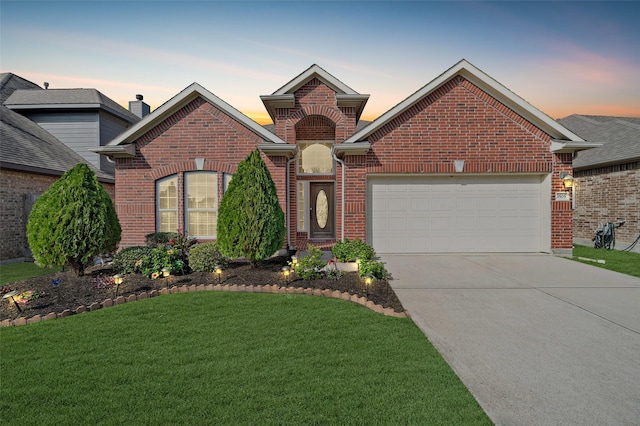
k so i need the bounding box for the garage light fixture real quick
[560,172,574,188]
[454,160,465,173]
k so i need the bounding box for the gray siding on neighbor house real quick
[99,111,132,174]
[25,111,100,169]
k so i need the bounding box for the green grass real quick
[0,292,490,425]
[0,262,62,285]
[572,244,640,278]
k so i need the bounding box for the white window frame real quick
[297,140,335,175]
[184,171,218,239]
[156,175,178,233]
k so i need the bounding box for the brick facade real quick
[112,65,575,253]
[573,162,639,249]
[0,169,115,261]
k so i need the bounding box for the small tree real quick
[27,163,121,276]
[217,149,285,265]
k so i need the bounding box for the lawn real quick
[0,262,62,285]
[0,292,490,425]
[572,244,640,278]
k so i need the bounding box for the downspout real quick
[286,153,298,251]
[332,149,345,242]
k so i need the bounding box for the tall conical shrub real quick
[27,163,121,276]
[217,149,285,265]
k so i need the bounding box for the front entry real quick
[309,182,335,239]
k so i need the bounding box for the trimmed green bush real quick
[112,246,153,274]
[359,259,388,280]
[144,232,179,248]
[217,150,285,265]
[294,244,326,280]
[26,164,121,276]
[331,238,375,262]
[189,242,228,272]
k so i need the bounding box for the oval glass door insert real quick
[316,190,328,229]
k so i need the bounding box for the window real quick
[185,172,217,238]
[223,173,233,194]
[157,176,178,232]
[298,142,334,174]
[297,181,308,231]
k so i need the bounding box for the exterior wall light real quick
[560,172,574,188]
[454,160,465,173]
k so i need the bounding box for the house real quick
[0,73,116,262]
[4,86,144,176]
[95,60,596,255]
[558,115,640,252]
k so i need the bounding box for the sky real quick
[1,1,639,124]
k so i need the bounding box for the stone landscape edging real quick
[0,283,408,327]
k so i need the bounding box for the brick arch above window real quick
[150,160,236,181]
[288,105,346,130]
[295,115,336,141]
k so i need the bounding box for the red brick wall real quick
[0,169,115,261]
[573,163,639,247]
[115,97,286,248]
[345,75,572,251]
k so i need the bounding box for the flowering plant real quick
[14,290,45,305]
[94,274,114,289]
[151,272,160,280]
[0,285,13,294]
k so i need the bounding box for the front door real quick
[309,182,335,239]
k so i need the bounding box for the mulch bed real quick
[0,256,405,321]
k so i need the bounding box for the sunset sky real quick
[2,1,639,124]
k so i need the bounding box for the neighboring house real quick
[558,115,640,252]
[0,73,116,262]
[95,60,596,255]
[4,86,144,175]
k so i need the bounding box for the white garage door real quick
[368,175,546,253]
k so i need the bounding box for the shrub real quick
[294,245,326,280]
[112,246,153,274]
[332,238,375,262]
[144,232,179,248]
[27,163,121,276]
[217,150,285,265]
[359,259,389,280]
[189,242,228,272]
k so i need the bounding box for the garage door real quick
[368,175,546,253]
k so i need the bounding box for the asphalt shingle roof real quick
[558,115,640,169]
[0,73,113,182]
[5,88,140,123]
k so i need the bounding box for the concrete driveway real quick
[383,254,640,426]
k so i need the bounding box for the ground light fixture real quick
[113,274,124,298]
[281,266,291,284]
[2,290,22,313]
[363,274,375,298]
[214,265,223,285]
[161,267,171,278]
[355,257,361,271]
[290,255,298,269]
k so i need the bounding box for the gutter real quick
[332,149,345,242]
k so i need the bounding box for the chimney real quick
[128,94,150,118]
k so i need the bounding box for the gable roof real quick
[558,115,640,170]
[5,88,140,123]
[260,64,369,122]
[344,59,591,152]
[96,82,287,157]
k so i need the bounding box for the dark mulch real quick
[1,257,405,321]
